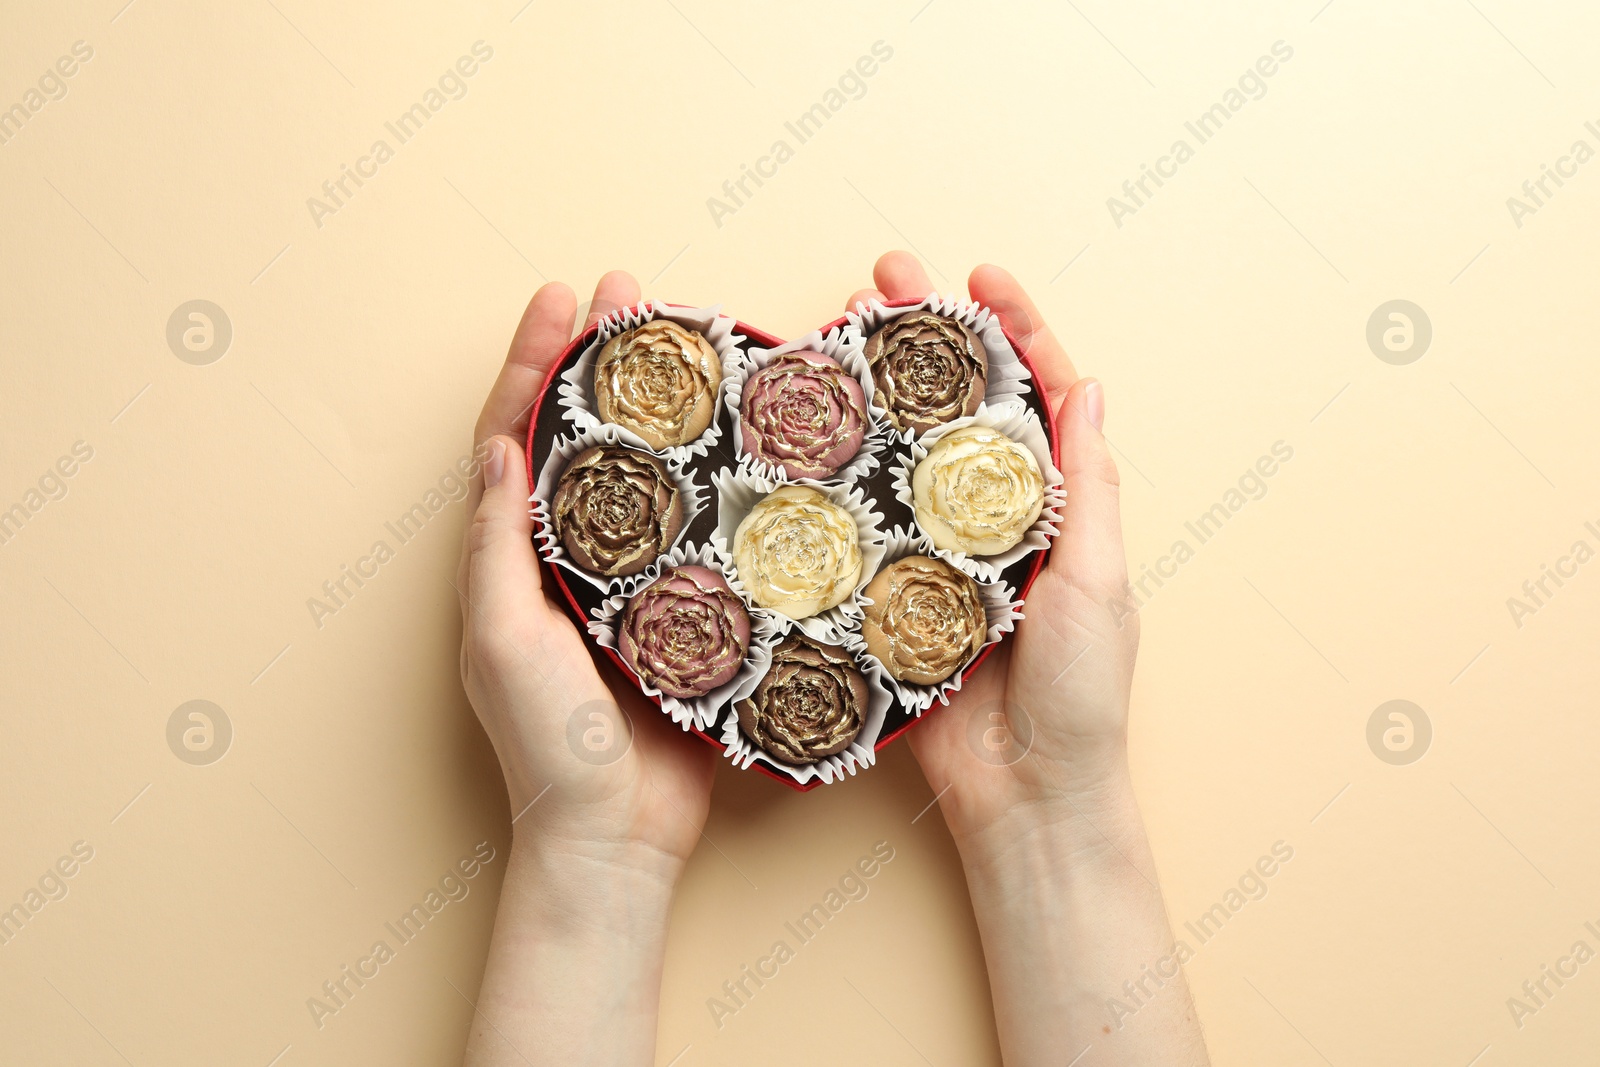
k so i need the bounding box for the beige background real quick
[3,0,1598,1063]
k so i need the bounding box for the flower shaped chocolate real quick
[865,312,987,434]
[737,635,867,765]
[619,565,750,698]
[739,351,867,479]
[594,320,722,450]
[912,426,1044,556]
[732,486,863,619]
[860,556,986,685]
[552,444,683,577]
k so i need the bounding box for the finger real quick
[1045,378,1127,599]
[583,269,640,332]
[474,282,577,447]
[466,436,542,638]
[455,436,493,612]
[461,284,571,618]
[845,287,886,313]
[873,251,935,302]
[967,263,1078,411]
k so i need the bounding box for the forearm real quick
[463,836,680,1067]
[955,766,1209,1067]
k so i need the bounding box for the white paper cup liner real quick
[845,527,1024,715]
[723,324,887,487]
[531,423,707,595]
[709,467,887,645]
[556,300,744,465]
[890,399,1067,585]
[846,292,1036,443]
[588,542,779,732]
[717,638,893,786]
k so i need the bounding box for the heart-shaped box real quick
[526,297,1063,791]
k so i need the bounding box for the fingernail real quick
[1084,379,1105,432]
[484,438,506,488]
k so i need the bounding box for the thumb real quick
[1046,379,1130,601]
[466,436,542,629]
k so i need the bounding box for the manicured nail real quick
[484,438,506,488]
[1084,379,1105,432]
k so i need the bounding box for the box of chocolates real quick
[527,297,1064,789]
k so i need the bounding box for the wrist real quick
[467,822,681,1065]
[945,758,1209,1067]
[954,755,1147,885]
[503,827,683,936]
